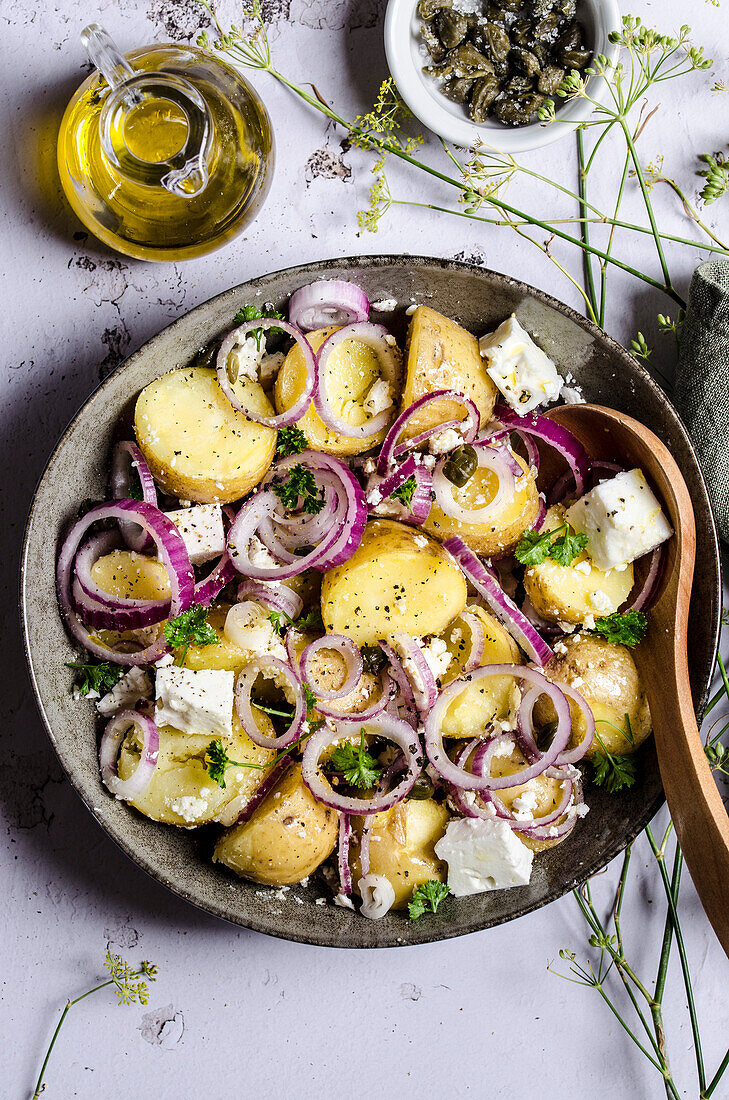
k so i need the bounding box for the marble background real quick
[2,0,728,1096]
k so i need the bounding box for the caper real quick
[503,75,533,95]
[495,94,533,125]
[485,20,511,62]
[510,19,532,46]
[408,772,435,800]
[417,0,452,20]
[530,0,554,18]
[193,339,220,372]
[443,444,479,487]
[533,13,559,41]
[420,19,447,62]
[435,9,470,48]
[361,644,387,675]
[442,76,476,103]
[469,74,500,121]
[556,24,581,52]
[426,42,494,79]
[538,63,566,94]
[499,0,522,11]
[553,0,576,19]
[511,47,542,78]
[561,47,591,70]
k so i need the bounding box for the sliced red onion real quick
[216,318,316,428]
[532,495,547,533]
[364,453,432,525]
[518,681,595,765]
[338,813,353,895]
[234,656,306,750]
[288,279,369,331]
[495,405,591,499]
[433,445,516,525]
[386,631,438,712]
[424,664,570,790]
[226,755,294,825]
[314,323,400,438]
[444,537,553,666]
[236,578,303,621]
[301,713,423,814]
[300,635,363,701]
[57,500,194,665]
[99,709,159,800]
[314,670,395,721]
[72,531,171,631]
[359,813,373,878]
[195,551,239,608]
[110,442,158,552]
[379,641,416,707]
[625,545,663,612]
[455,610,486,674]
[377,390,480,474]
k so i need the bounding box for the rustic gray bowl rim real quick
[21,254,721,948]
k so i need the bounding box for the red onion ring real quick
[226,755,295,825]
[216,317,316,429]
[71,531,172,632]
[300,635,363,701]
[57,500,195,665]
[494,405,591,499]
[364,453,433,525]
[99,709,159,800]
[433,445,517,525]
[236,578,303,621]
[379,641,416,708]
[301,714,423,814]
[314,670,395,721]
[518,681,595,765]
[338,813,353,895]
[314,323,400,438]
[625,545,663,612]
[376,390,480,474]
[288,279,370,331]
[234,656,306,751]
[444,536,553,666]
[454,610,487,674]
[110,441,158,552]
[386,631,438,712]
[424,664,570,790]
[194,551,239,608]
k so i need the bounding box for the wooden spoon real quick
[545,403,729,957]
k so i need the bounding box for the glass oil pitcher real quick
[57,24,274,261]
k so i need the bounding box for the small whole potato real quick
[213,764,339,886]
[422,450,540,558]
[533,633,652,759]
[350,798,450,908]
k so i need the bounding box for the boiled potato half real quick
[439,605,522,737]
[274,326,402,457]
[350,798,450,908]
[401,306,498,439]
[135,365,277,504]
[523,506,634,626]
[534,633,652,759]
[321,519,468,645]
[213,764,339,886]
[423,449,540,558]
[90,549,171,602]
[118,712,277,827]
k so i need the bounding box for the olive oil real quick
[58,37,274,262]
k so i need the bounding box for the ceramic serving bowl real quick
[384,0,621,152]
[22,255,720,949]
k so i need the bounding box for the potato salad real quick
[57,280,673,922]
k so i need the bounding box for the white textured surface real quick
[2,1,728,1097]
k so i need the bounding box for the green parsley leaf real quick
[514,527,554,566]
[327,729,382,789]
[268,609,294,636]
[272,463,325,515]
[591,610,647,648]
[275,426,308,459]
[390,474,417,509]
[296,606,324,633]
[204,739,266,788]
[164,604,217,664]
[549,530,589,566]
[591,749,639,793]
[67,660,124,697]
[127,474,144,502]
[303,683,318,712]
[233,302,285,351]
[408,879,450,920]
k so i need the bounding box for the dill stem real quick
[576,128,599,320]
[33,980,114,1098]
[620,117,675,295]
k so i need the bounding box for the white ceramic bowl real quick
[384,0,621,152]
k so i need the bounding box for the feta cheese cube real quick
[96,667,153,717]
[566,468,673,570]
[363,378,393,416]
[479,315,562,414]
[155,666,234,738]
[420,636,452,682]
[434,817,534,895]
[164,504,225,566]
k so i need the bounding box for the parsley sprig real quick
[591,726,640,793]
[233,302,285,351]
[591,610,647,648]
[272,463,325,515]
[67,660,124,698]
[204,739,268,788]
[390,474,417,509]
[408,880,450,920]
[164,604,217,665]
[268,605,325,637]
[515,523,589,568]
[275,426,308,458]
[327,730,382,789]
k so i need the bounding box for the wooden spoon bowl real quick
[547,403,729,957]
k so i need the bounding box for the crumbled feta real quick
[479,315,562,414]
[553,640,568,656]
[573,559,592,576]
[363,378,393,417]
[420,636,452,682]
[227,335,263,382]
[405,303,418,316]
[511,787,539,821]
[363,457,377,476]
[566,468,673,570]
[156,653,175,667]
[155,666,234,738]
[224,601,287,660]
[334,893,355,909]
[370,497,402,518]
[434,817,534,896]
[97,667,153,717]
[248,533,281,570]
[588,589,612,612]
[168,793,210,823]
[358,874,396,919]
[164,503,225,566]
[428,426,462,454]
[371,297,397,311]
[560,385,584,405]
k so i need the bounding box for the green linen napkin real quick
[674,259,729,545]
